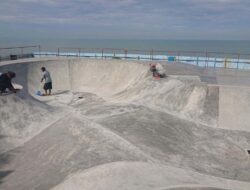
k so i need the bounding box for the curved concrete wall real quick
[23,59,148,98]
[219,86,250,131]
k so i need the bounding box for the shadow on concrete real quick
[0,170,13,185]
[52,90,70,95]
[0,135,7,139]
[0,136,14,185]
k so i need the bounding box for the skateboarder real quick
[150,63,166,78]
[0,71,18,94]
[41,67,52,96]
[150,64,158,77]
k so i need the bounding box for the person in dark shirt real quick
[150,64,159,77]
[0,71,18,94]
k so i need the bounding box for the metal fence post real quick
[124,49,127,59]
[205,51,208,67]
[21,47,23,58]
[38,45,41,57]
[237,54,240,69]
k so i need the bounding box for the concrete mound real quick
[0,94,54,153]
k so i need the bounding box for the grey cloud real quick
[0,0,249,39]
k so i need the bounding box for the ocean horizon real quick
[1,39,250,55]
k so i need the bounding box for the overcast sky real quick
[0,0,250,40]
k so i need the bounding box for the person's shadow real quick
[0,135,14,185]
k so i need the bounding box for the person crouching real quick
[0,71,18,94]
[150,63,166,78]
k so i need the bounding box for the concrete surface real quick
[0,58,250,190]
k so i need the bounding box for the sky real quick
[0,0,250,40]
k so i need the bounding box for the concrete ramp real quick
[219,86,250,131]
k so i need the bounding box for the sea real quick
[0,39,250,55]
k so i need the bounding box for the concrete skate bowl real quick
[0,58,250,190]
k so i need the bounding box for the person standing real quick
[41,67,52,96]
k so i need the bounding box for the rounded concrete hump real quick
[164,187,230,190]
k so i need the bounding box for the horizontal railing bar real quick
[58,47,250,56]
[0,45,40,50]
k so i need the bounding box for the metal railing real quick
[1,45,250,69]
[0,45,41,61]
[34,47,250,69]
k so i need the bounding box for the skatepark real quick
[0,57,250,190]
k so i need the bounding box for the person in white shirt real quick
[155,63,166,77]
[41,67,52,96]
[149,63,166,78]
